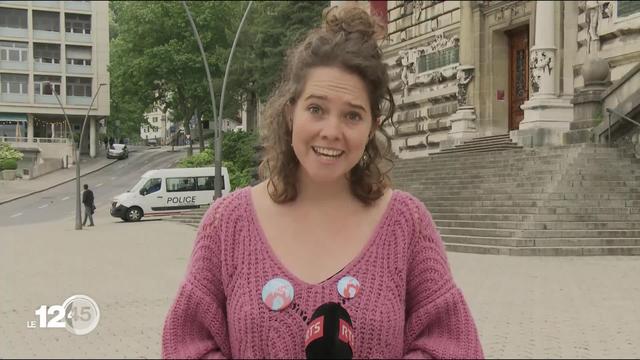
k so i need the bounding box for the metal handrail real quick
[0,136,71,144]
[605,107,640,145]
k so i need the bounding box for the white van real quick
[110,167,230,222]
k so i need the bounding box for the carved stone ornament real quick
[529,50,553,93]
[585,0,600,54]
[456,66,474,107]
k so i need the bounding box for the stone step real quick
[395,153,567,167]
[462,134,512,142]
[462,135,512,144]
[434,144,523,155]
[436,219,640,230]
[445,139,520,150]
[404,179,640,189]
[422,192,640,201]
[441,226,640,238]
[397,175,640,186]
[429,206,638,215]
[392,166,561,178]
[457,139,517,148]
[441,234,640,247]
[171,215,204,220]
[400,159,639,172]
[407,186,634,195]
[443,242,640,256]
[519,229,640,238]
[432,213,640,222]
[393,169,640,181]
[398,149,634,166]
[427,199,633,208]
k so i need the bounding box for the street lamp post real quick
[183,1,253,200]
[47,81,107,230]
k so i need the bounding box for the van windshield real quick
[130,178,147,192]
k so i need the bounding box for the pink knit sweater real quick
[162,187,483,359]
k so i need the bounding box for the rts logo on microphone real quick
[305,316,324,346]
[339,319,355,350]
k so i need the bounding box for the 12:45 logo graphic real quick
[27,295,100,335]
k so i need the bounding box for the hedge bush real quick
[0,158,17,170]
[0,142,23,161]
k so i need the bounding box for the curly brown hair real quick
[259,5,395,206]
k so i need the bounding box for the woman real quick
[162,5,483,359]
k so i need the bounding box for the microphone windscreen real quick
[305,302,354,359]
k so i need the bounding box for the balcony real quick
[65,32,91,44]
[0,1,27,7]
[0,93,28,103]
[64,1,91,12]
[32,1,60,9]
[0,60,27,71]
[66,63,92,75]
[35,94,58,105]
[66,95,91,106]
[34,61,61,73]
[33,30,62,42]
[0,27,27,38]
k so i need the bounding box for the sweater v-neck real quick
[245,187,397,288]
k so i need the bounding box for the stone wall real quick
[382,0,462,159]
[575,1,640,88]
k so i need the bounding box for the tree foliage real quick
[177,131,258,190]
[0,142,23,161]
[109,0,327,153]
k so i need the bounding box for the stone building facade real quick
[366,0,640,159]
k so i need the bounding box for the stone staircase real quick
[170,208,207,228]
[435,134,523,155]
[392,143,640,255]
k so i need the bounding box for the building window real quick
[0,8,28,29]
[617,1,640,18]
[34,43,61,64]
[66,77,91,97]
[34,75,61,95]
[65,13,91,34]
[0,41,28,62]
[0,73,28,94]
[417,47,460,73]
[153,117,158,123]
[66,45,92,66]
[33,10,60,32]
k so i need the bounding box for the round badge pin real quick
[262,278,294,311]
[337,276,361,299]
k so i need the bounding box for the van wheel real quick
[126,207,143,222]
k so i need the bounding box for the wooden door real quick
[507,26,529,130]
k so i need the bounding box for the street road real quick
[0,147,186,226]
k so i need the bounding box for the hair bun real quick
[323,5,385,41]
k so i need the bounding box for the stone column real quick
[448,1,477,143]
[51,123,55,138]
[518,1,573,145]
[27,114,34,142]
[89,117,96,158]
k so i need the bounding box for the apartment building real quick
[141,107,175,146]
[0,0,109,163]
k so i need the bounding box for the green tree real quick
[230,1,328,131]
[177,130,258,190]
[109,1,327,151]
[109,1,244,153]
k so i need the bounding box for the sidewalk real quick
[0,156,117,205]
[1,213,639,358]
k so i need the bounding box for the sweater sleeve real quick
[162,203,231,359]
[403,199,484,359]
